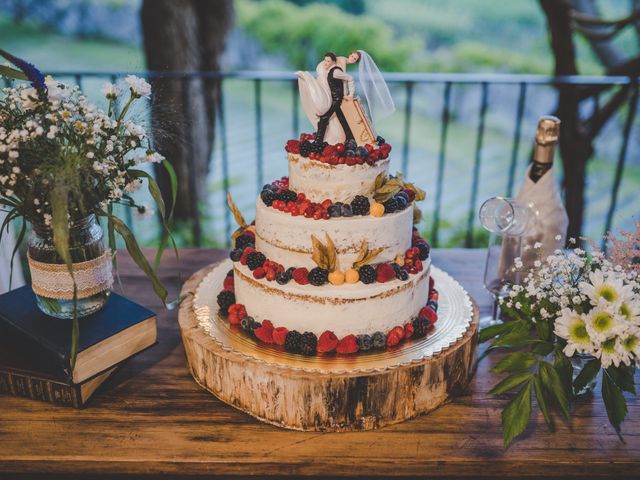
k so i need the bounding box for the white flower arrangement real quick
[482,243,639,447]
[0,50,177,367]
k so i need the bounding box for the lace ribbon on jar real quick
[28,250,113,300]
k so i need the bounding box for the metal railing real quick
[14,71,640,248]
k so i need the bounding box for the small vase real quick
[27,214,112,319]
[571,353,598,396]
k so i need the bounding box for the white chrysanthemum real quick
[597,336,625,368]
[618,298,640,326]
[580,269,626,306]
[125,75,151,98]
[621,331,640,360]
[554,308,594,356]
[101,82,121,99]
[585,304,624,343]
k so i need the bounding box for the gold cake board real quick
[178,260,479,432]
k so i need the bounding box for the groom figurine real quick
[315,52,355,144]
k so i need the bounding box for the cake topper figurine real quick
[296,50,395,146]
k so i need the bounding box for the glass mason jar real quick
[28,214,112,319]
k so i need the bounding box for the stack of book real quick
[0,286,157,408]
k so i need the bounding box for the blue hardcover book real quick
[0,286,156,384]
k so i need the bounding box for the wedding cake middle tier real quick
[255,199,414,269]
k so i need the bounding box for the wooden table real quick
[1,249,638,479]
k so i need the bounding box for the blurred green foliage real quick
[236,0,421,71]
[288,0,365,15]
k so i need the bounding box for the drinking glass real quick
[478,197,537,327]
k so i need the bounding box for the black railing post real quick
[180,76,202,246]
[401,81,414,176]
[466,82,489,248]
[217,79,232,248]
[431,82,452,247]
[291,79,299,138]
[603,81,638,249]
[506,82,527,197]
[254,79,263,193]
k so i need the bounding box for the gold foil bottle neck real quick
[534,115,560,164]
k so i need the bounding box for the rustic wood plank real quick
[0,248,637,478]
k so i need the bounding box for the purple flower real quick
[0,49,47,99]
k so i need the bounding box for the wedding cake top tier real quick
[288,153,390,203]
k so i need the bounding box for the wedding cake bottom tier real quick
[232,260,431,338]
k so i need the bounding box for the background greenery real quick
[1,0,638,249]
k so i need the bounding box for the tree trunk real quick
[141,0,233,245]
[539,0,590,242]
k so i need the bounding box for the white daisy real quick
[554,308,594,356]
[621,331,640,360]
[618,299,640,326]
[597,336,625,368]
[101,82,121,99]
[580,270,625,306]
[585,304,624,343]
[125,75,151,98]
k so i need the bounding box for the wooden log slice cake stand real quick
[178,260,479,432]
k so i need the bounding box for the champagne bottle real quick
[529,115,561,182]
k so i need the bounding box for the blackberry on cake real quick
[359,264,376,284]
[308,267,329,286]
[383,197,398,214]
[217,290,235,316]
[284,331,303,354]
[235,233,254,250]
[395,195,408,210]
[300,332,318,356]
[278,189,297,203]
[350,195,370,216]
[276,270,291,285]
[260,188,276,206]
[246,251,266,271]
[299,140,312,157]
[412,317,430,337]
[240,316,253,332]
[376,135,385,145]
[416,242,430,260]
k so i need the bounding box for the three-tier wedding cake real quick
[214,50,439,356]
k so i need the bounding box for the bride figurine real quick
[296,50,395,146]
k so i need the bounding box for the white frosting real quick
[255,199,414,270]
[233,260,431,338]
[287,153,390,203]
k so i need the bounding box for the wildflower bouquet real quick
[0,50,175,363]
[481,236,639,447]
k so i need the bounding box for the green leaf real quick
[491,352,538,374]
[501,380,532,448]
[539,361,570,419]
[533,376,554,430]
[554,349,574,399]
[606,365,636,395]
[602,371,628,440]
[110,214,168,302]
[0,65,28,80]
[51,184,79,370]
[531,341,555,356]
[489,371,534,395]
[479,321,516,343]
[535,318,551,341]
[491,322,534,349]
[129,168,179,273]
[573,358,601,393]
[8,218,26,289]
